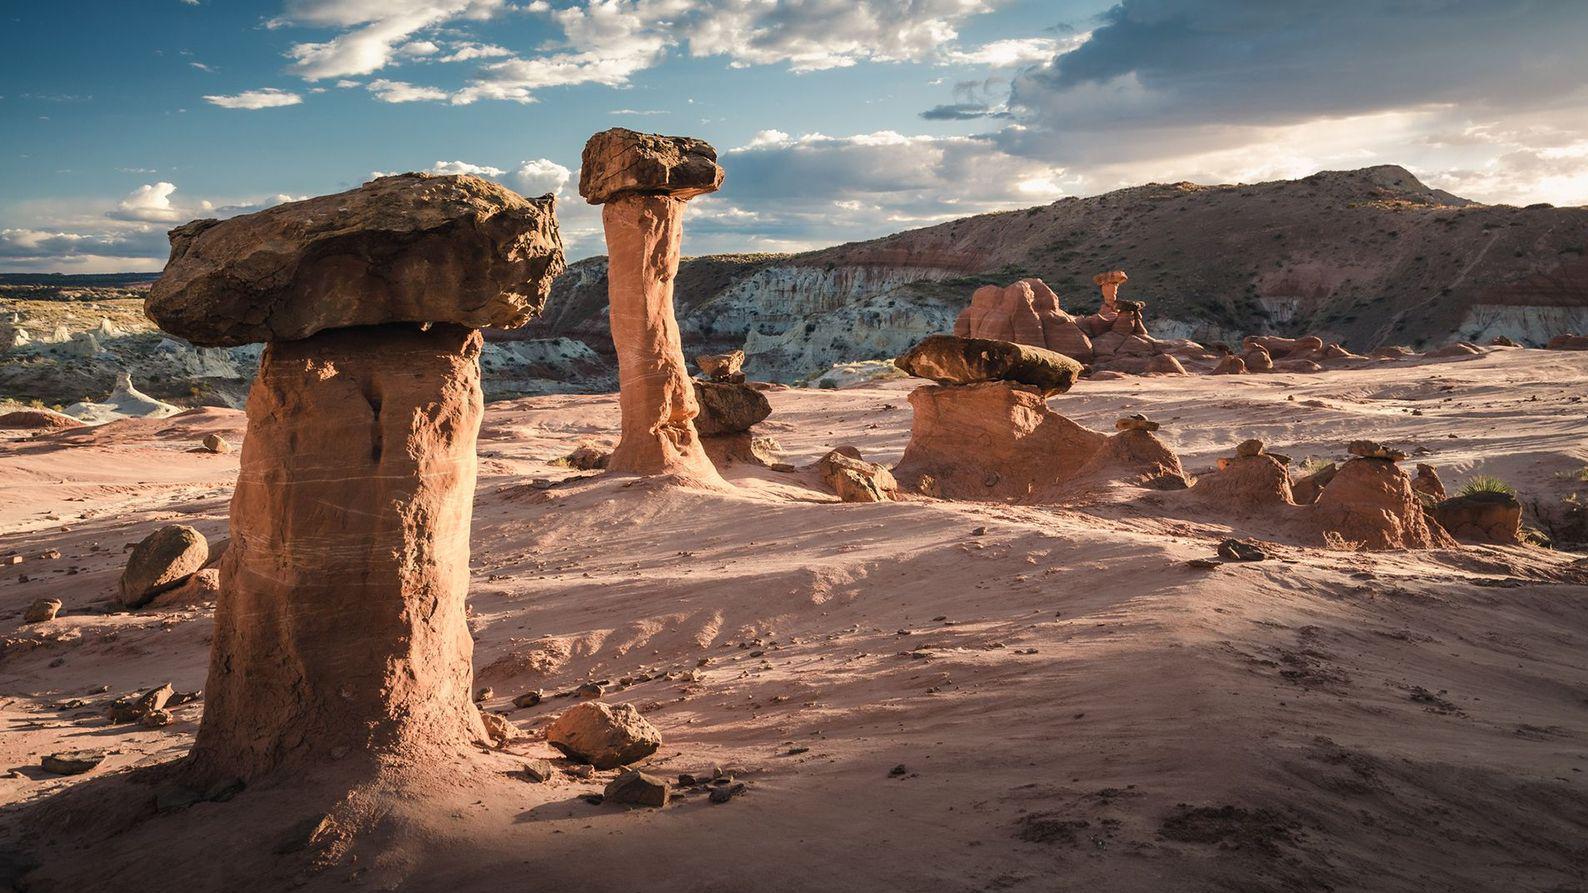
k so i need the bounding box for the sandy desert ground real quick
[1,347,1586,892]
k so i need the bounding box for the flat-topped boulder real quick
[145,173,564,346]
[896,335,1083,397]
[579,128,724,204]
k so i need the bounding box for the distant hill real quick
[0,272,159,288]
[531,165,1588,380]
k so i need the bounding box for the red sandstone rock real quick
[816,446,898,502]
[1212,355,1247,375]
[892,382,1107,500]
[546,701,662,769]
[120,525,209,608]
[1411,463,1446,502]
[146,174,564,346]
[896,335,1083,396]
[1291,462,1338,505]
[1195,454,1295,507]
[0,409,85,431]
[1093,270,1128,312]
[583,129,725,484]
[190,325,490,780]
[1433,492,1522,544]
[1145,354,1188,375]
[1312,457,1457,550]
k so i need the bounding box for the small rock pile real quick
[693,352,776,467]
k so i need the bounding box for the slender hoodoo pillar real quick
[143,173,564,780]
[580,128,725,484]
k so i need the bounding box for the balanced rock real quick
[1093,270,1127,312]
[1196,452,1294,508]
[1434,492,1523,545]
[146,174,565,347]
[579,128,723,204]
[120,525,208,608]
[582,129,725,482]
[896,335,1083,397]
[816,446,898,503]
[1313,458,1457,550]
[892,381,1107,500]
[546,701,662,769]
[1235,439,1265,458]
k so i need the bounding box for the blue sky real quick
[4,1,1588,272]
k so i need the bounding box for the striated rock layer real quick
[191,324,487,780]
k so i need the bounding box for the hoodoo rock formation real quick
[1093,269,1127,313]
[1312,441,1457,550]
[953,279,1094,362]
[581,128,726,484]
[146,174,564,781]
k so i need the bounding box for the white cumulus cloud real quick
[202,88,303,109]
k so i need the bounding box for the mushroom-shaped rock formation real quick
[581,128,725,484]
[895,335,1083,397]
[1434,491,1523,545]
[1093,270,1128,313]
[146,173,564,782]
[146,174,562,346]
[1196,441,1295,508]
[1311,449,1456,550]
[892,381,1107,500]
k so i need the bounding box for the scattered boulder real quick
[604,770,671,808]
[147,567,222,608]
[693,381,772,435]
[896,335,1083,397]
[1434,492,1523,545]
[23,598,62,623]
[545,701,662,769]
[479,711,516,747]
[816,447,898,503]
[119,525,209,608]
[1235,439,1265,458]
[1241,345,1274,373]
[562,443,611,471]
[201,433,231,454]
[1218,539,1268,562]
[110,683,174,724]
[41,750,106,776]
[145,174,565,346]
[1212,355,1247,375]
[522,759,555,783]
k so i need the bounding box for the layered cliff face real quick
[515,164,1588,383]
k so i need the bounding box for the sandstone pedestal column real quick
[144,173,564,780]
[1094,269,1128,313]
[580,128,725,484]
[196,325,484,778]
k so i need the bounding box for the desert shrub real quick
[1458,475,1516,497]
